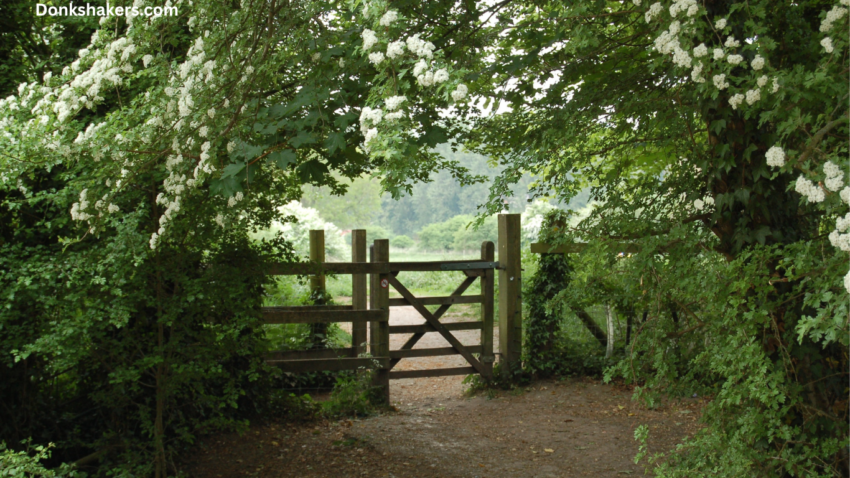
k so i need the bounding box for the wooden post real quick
[480,241,495,379]
[369,240,390,404]
[351,230,368,356]
[309,230,327,349]
[498,214,522,380]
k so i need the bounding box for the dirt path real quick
[183,307,704,477]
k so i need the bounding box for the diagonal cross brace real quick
[389,275,477,369]
[388,276,488,376]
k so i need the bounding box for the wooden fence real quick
[261,214,523,402]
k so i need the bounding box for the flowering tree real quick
[0,0,472,473]
[441,0,847,475]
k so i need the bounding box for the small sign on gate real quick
[380,278,389,288]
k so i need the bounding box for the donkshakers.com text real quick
[36,2,178,17]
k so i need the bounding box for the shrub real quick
[392,235,415,249]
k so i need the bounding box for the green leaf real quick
[221,162,246,179]
[289,131,315,148]
[268,150,296,169]
[325,132,346,154]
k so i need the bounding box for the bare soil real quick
[182,306,704,477]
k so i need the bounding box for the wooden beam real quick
[498,214,522,381]
[262,308,385,324]
[389,367,476,380]
[480,240,495,378]
[388,295,482,307]
[388,276,488,376]
[389,346,482,359]
[351,230,368,355]
[386,260,498,272]
[389,321,483,335]
[267,357,388,373]
[370,240,391,405]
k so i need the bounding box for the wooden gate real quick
[260,214,522,403]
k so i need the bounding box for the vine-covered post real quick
[369,240,390,404]
[480,240,495,379]
[309,230,327,349]
[498,214,522,380]
[351,229,368,356]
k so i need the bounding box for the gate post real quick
[369,240,390,404]
[480,241,495,379]
[309,230,327,349]
[351,230,368,356]
[498,214,522,380]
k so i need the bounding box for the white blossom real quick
[841,187,850,204]
[824,161,842,178]
[368,52,385,65]
[434,69,450,83]
[765,146,785,167]
[339,58,345,68]
[672,46,692,68]
[385,95,406,111]
[633,0,641,5]
[413,59,428,77]
[727,54,744,66]
[713,48,725,60]
[362,29,378,50]
[713,74,729,90]
[417,70,435,86]
[771,78,780,93]
[826,176,845,191]
[143,54,154,67]
[386,41,405,59]
[364,127,378,145]
[312,52,322,62]
[107,204,120,214]
[227,141,236,153]
[821,37,834,53]
[645,2,663,22]
[385,111,404,121]
[406,34,435,59]
[820,6,848,32]
[795,176,825,203]
[693,43,708,57]
[757,75,769,88]
[729,93,745,109]
[838,213,850,232]
[715,18,727,30]
[451,84,468,101]
[379,10,399,27]
[691,63,705,83]
[751,55,765,70]
[724,36,741,48]
[745,88,760,105]
[207,108,215,119]
[150,232,159,249]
